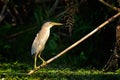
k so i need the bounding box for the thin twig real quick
[55,11,66,18]
[5,26,37,39]
[28,12,120,75]
[102,54,113,71]
[49,0,59,14]
[99,0,120,12]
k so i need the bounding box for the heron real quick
[31,22,63,68]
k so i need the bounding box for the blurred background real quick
[0,0,119,69]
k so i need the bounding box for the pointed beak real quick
[52,22,63,26]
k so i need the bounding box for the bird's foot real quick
[41,61,47,66]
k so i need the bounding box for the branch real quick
[5,26,37,39]
[0,0,9,22]
[99,0,120,12]
[55,11,66,18]
[28,12,120,75]
[13,6,24,24]
[49,0,59,14]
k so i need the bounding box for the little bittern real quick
[31,22,63,68]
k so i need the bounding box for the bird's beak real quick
[52,22,63,26]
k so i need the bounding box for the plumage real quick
[31,22,63,68]
[31,26,50,55]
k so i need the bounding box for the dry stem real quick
[99,0,120,12]
[28,12,120,75]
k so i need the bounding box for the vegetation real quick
[0,0,120,79]
[0,62,120,80]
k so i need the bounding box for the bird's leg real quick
[38,54,46,65]
[34,53,37,69]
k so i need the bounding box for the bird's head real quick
[42,22,63,28]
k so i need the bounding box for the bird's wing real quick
[31,33,46,55]
[31,28,50,55]
[31,34,39,55]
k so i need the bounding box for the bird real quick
[31,22,63,68]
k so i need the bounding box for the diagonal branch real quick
[28,12,120,75]
[99,0,120,12]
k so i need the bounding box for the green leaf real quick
[3,45,11,49]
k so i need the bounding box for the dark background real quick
[0,0,119,69]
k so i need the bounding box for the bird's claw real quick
[41,61,47,66]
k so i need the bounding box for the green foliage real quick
[34,5,45,25]
[0,62,120,80]
[0,0,119,74]
[79,52,87,61]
